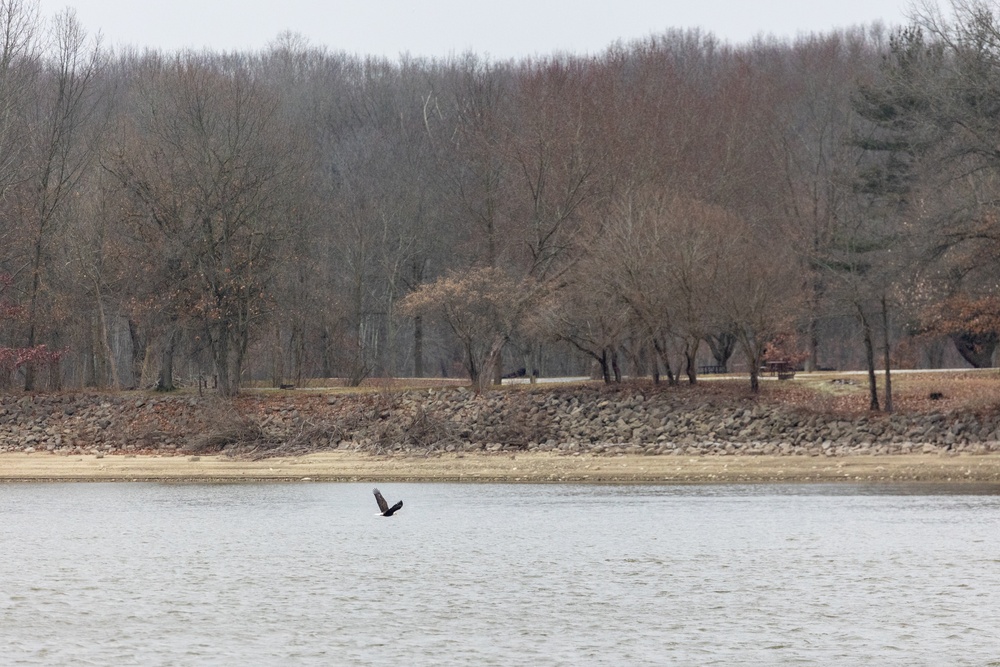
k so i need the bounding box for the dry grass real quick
[747,369,1000,416]
[223,369,1000,424]
[246,369,1000,417]
[245,377,468,392]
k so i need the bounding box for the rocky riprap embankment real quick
[0,385,998,458]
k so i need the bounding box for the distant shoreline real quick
[5,380,1000,465]
[3,452,1000,485]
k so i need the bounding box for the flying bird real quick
[373,488,403,516]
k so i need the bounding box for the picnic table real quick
[763,360,796,380]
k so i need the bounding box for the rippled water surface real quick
[2,482,1000,666]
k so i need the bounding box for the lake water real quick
[2,482,1000,666]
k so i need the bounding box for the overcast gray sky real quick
[35,0,914,58]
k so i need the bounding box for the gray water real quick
[2,483,1000,666]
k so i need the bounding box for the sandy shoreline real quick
[3,451,1000,484]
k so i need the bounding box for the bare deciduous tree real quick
[106,54,298,395]
[18,9,102,390]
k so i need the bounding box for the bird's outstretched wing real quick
[384,500,403,516]
[373,488,388,514]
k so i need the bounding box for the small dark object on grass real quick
[929,392,944,400]
[279,383,295,389]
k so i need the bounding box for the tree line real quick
[0,0,997,406]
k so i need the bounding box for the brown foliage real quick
[921,294,1000,337]
[399,267,530,384]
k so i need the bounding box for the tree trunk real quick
[598,349,611,384]
[128,319,147,389]
[47,356,62,391]
[684,337,699,385]
[526,343,539,385]
[881,295,893,414]
[413,315,424,378]
[23,309,38,391]
[464,340,479,387]
[233,328,248,397]
[734,327,764,393]
[320,326,333,379]
[520,347,532,385]
[271,324,284,388]
[806,315,819,372]
[858,305,880,412]
[492,355,503,386]
[805,275,822,372]
[83,321,99,388]
[651,336,677,386]
[157,325,178,392]
[477,334,507,392]
[92,316,107,387]
[291,320,305,386]
[214,331,235,397]
[94,286,120,390]
[705,331,736,372]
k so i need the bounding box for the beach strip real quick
[3,452,1000,484]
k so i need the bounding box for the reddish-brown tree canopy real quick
[0,1,994,396]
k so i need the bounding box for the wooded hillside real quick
[0,0,997,401]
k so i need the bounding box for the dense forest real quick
[0,0,998,401]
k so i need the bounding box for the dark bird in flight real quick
[373,488,403,516]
